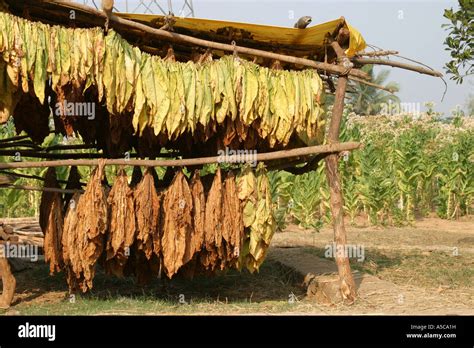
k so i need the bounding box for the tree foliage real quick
[442,0,474,84]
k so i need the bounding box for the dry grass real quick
[2,259,306,315]
[303,247,474,290]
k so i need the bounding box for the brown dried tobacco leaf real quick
[39,168,64,275]
[134,168,160,260]
[13,91,51,144]
[222,171,244,266]
[65,162,108,292]
[62,193,82,291]
[105,169,137,277]
[54,80,85,137]
[183,171,206,265]
[201,168,223,270]
[161,171,193,278]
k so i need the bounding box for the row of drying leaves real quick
[0,12,325,148]
[40,161,275,292]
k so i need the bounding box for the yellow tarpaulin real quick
[117,13,366,57]
[346,23,366,57]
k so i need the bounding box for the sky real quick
[83,0,473,115]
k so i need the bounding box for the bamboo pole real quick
[0,142,361,169]
[44,0,370,80]
[351,57,443,77]
[325,41,357,304]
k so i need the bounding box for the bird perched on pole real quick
[101,0,114,32]
[294,16,312,29]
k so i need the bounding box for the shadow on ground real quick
[10,259,305,306]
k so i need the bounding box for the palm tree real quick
[349,65,400,115]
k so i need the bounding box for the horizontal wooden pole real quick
[0,142,39,150]
[44,0,369,80]
[0,217,38,225]
[352,57,443,77]
[0,150,106,159]
[9,231,43,237]
[357,50,399,57]
[349,76,397,93]
[44,144,97,152]
[0,142,361,169]
[0,150,178,160]
[2,185,83,194]
[0,170,84,186]
[0,136,30,144]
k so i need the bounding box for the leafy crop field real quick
[271,113,474,229]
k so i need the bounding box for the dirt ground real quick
[1,217,473,315]
[276,217,474,255]
[270,217,474,314]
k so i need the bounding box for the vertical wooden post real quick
[324,41,357,303]
[0,254,16,308]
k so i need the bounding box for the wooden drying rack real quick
[0,0,444,306]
